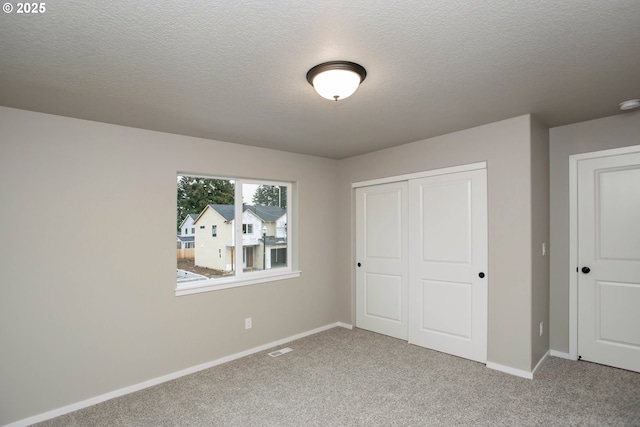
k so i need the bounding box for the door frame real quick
[568,144,640,360]
[351,161,487,331]
[352,162,487,189]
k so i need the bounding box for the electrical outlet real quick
[245,317,252,329]
[539,321,544,337]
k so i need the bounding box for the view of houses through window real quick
[176,175,289,287]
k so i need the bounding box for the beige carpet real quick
[34,327,640,426]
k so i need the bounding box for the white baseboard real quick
[486,361,533,379]
[336,321,353,329]
[550,349,573,360]
[4,322,350,427]
[532,350,550,376]
[486,350,551,380]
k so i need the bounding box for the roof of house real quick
[179,213,199,228]
[245,205,286,222]
[177,236,195,243]
[264,236,286,245]
[193,204,233,225]
[206,204,235,222]
[193,204,286,224]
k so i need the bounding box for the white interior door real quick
[578,151,640,372]
[408,169,488,363]
[356,182,408,340]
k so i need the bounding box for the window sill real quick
[175,270,301,296]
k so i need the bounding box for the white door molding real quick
[352,162,487,189]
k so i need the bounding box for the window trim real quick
[175,270,301,296]
[175,175,298,296]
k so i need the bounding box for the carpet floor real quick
[33,327,640,426]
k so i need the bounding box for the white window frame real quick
[175,175,299,296]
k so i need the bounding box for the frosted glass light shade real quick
[307,61,367,101]
[619,99,640,111]
[312,69,362,101]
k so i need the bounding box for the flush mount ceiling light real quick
[306,61,367,101]
[619,99,640,111]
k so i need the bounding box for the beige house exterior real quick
[193,205,235,271]
[193,204,287,272]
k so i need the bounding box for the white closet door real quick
[578,151,640,372]
[408,169,488,363]
[356,182,409,340]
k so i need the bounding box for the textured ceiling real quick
[1,1,639,159]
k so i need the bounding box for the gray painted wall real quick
[549,110,640,353]
[0,106,576,425]
[0,107,341,425]
[530,116,550,368]
[337,115,537,372]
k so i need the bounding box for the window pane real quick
[177,175,291,290]
[243,183,288,272]
[177,176,236,284]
